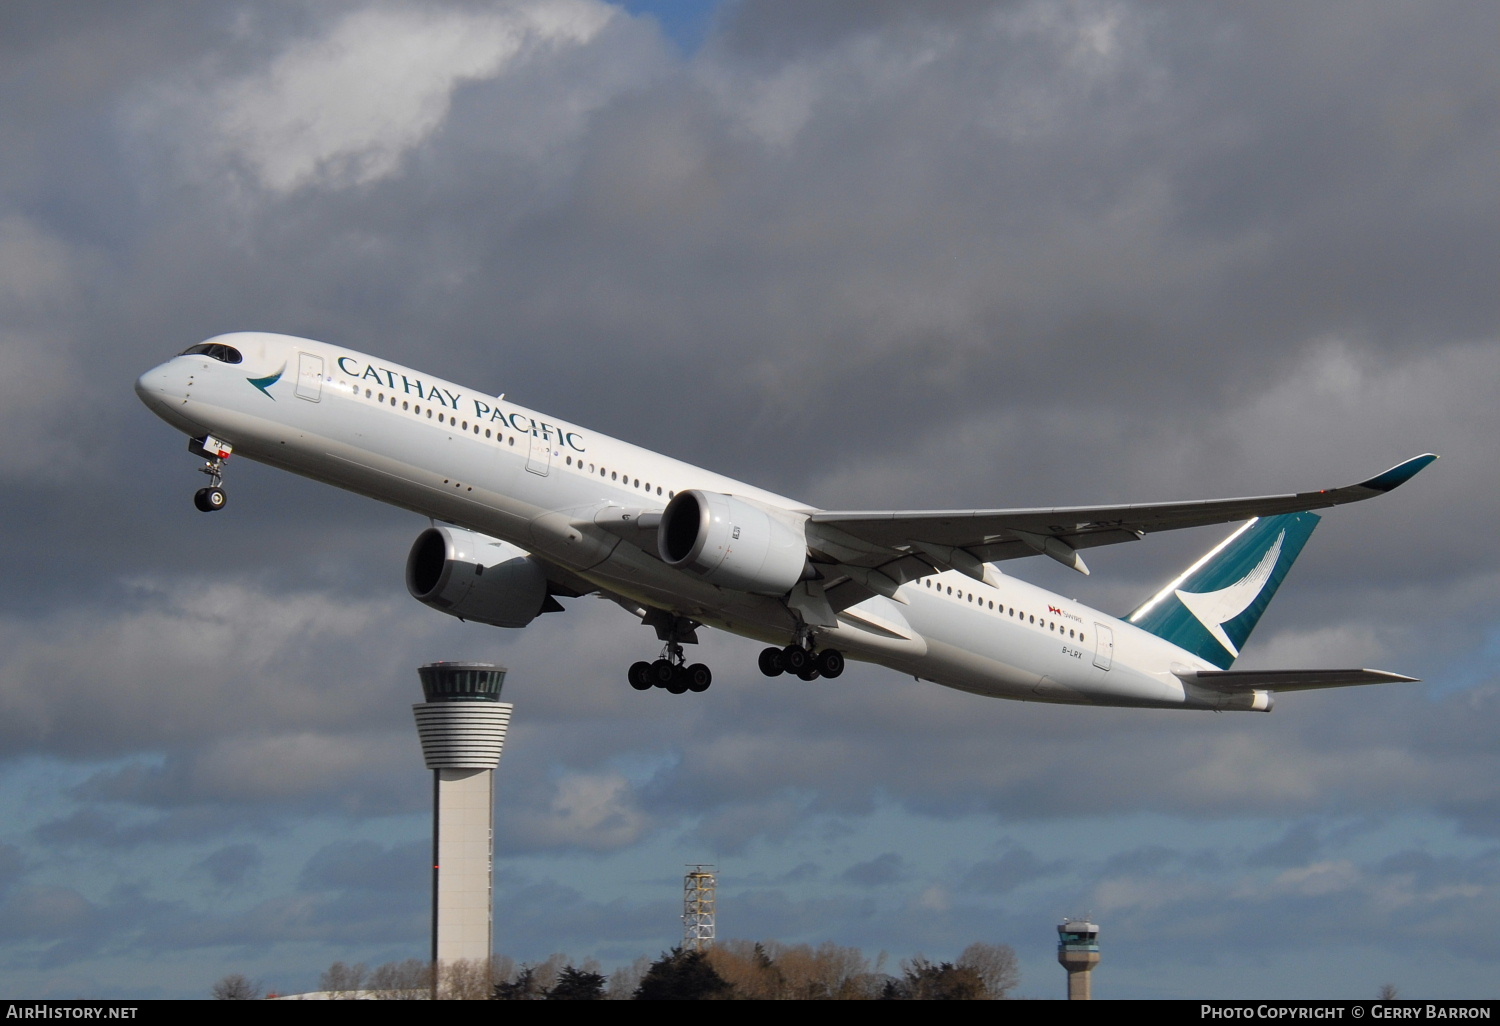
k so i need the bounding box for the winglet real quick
[1358,453,1438,493]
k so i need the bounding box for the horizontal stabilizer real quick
[1182,668,1419,692]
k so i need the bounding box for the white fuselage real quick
[138,332,1227,709]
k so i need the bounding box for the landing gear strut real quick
[189,435,232,512]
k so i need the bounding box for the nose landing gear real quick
[188,436,233,513]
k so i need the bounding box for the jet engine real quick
[658,490,810,595]
[406,525,556,628]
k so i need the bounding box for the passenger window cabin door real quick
[296,352,323,402]
[526,432,551,476]
[1092,623,1114,671]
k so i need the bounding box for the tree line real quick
[212,939,1020,1000]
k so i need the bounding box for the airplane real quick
[136,331,1436,710]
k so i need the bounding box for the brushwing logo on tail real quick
[1173,531,1284,658]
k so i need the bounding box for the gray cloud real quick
[0,844,25,898]
[962,847,1064,894]
[842,852,908,887]
[196,843,263,889]
[1248,821,1323,869]
[300,839,427,894]
[0,0,1494,999]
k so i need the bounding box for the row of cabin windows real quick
[362,387,520,443]
[920,577,1086,642]
[353,383,675,500]
[564,455,671,498]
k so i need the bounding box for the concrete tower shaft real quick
[412,662,513,973]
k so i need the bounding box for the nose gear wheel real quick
[194,486,227,512]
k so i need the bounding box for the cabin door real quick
[1092,623,1114,671]
[526,432,551,476]
[296,352,323,402]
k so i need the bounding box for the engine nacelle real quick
[406,525,552,628]
[658,490,809,595]
[1221,689,1275,713]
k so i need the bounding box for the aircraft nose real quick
[134,362,176,410]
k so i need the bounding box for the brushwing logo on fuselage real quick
[1174,531,1285,658]
[248,365,285,399]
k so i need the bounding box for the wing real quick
[1183,668,1419,692]
[805,454,1437,611]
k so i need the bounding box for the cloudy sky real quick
[1,0,1496,1000]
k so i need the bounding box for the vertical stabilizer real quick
[1126,512,1319,668]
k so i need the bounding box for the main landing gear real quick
[622,615,844,694]
[758,643,845,681]
[188,435,232,512]
[629,640,712,695]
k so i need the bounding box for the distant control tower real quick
[1057,918,1101,1000]
[412,662,513,972]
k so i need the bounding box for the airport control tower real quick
[412,662,513,970]
[1057,918,1101,1000]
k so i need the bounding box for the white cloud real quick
[912,884,951,912]
[1094,873,1216,916]
[197,1,615,193]
[508,771,651,850]
[1268,859,1361,897]
[0,577,418,756]
[188,731,409,802]
[1248,625,1389,670]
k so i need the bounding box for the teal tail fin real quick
[1126,512,1320,669]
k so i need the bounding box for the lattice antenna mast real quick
[683,865,716,951]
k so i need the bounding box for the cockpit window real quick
[178,343,244,364]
